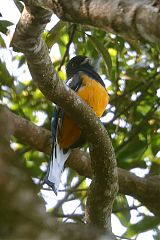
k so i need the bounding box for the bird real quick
[44,55,109,194]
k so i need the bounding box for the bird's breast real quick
[77,74,109,117]
[57,74,109,150]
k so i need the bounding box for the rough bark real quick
[11,2,118,232]
[24,0,160,43]
[0,105,117,240]
[0,106,53,240]
[3,105,160,217]
[0,110,116,240]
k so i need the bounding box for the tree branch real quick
[0,105,53,239]
[1,105,116,240]
[4,105,160,217]
[24,0,160,43]
[11,2,118,232]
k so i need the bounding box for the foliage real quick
[0,2,160,239]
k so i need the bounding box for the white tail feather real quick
[45,141,70,194]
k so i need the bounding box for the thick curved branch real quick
[24,0,160,43]
[11,3,118,231]
[0,106,114,240]
[4,105,160,217]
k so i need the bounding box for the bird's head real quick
[66,55,93,79]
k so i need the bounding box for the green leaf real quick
[123,216,160,238]
[151,133,160,155]
[0,59,14,87]
[0,34,6,48]
[87,34,112,78]
[13,0,24,13]
[116,137,147,166]
[45,21,66,48]
[113,195,131,226]
[18,55,26,68]
[149,160,160,175]
[0,20,13,34]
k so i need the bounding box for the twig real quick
[58,24,77,71]
[115,235,136,240]
[53,177,86,215]
[115,97,160,153]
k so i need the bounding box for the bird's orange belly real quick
[58,76,109,149]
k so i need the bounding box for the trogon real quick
[44,55,109,194]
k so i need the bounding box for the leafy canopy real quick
[0,5,160,239]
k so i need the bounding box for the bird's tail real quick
[44,141,70,194]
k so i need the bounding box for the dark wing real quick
[56,72,86,151]
[66,73,82,91]
[49,73,82,152]
[44,107,58,192]
[64,72,86,149]
[50,106,60,158]
[51,73,83,151]
[44,73,83,192]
